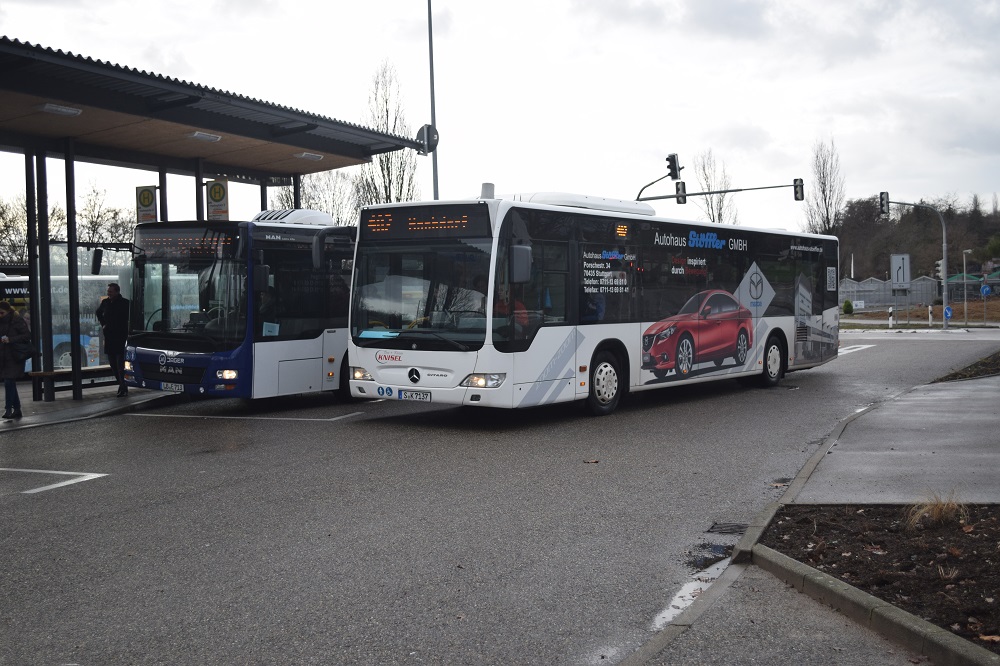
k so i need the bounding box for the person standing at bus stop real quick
[0,300,30,419]
[96,282,130,397]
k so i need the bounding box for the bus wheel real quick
[588,351,623,416]
[675,335,694,377]
[759,334,783,387]
[55,344,86,369]
[338,357,354,401]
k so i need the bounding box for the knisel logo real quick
[376,351,403,364]
[408,368,421,384]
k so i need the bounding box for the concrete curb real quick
[5,392,187,432]
[753,543,1000,666]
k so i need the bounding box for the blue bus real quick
[125,210,355,399]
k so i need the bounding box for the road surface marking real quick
[0,468,108,494]
[839,344,875,355]
[128,411,364,422]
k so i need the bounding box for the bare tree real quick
[352,62,419,208]
[76,184,133,244]
[269,170,358,225]
[805,138,846,235]
[0,194,66,264]
[692,149,738,225]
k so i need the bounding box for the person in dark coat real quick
[0,300,30,419]
[95,282,130,397]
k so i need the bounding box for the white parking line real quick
[128,411,365,422]
[839,344,876,355]
[651,557,731,629]
[0,468,108,494]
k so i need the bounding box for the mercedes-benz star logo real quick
[749,271,764,300]
[408,368,421,384]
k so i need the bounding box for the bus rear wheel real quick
[55,344,88,369]
[587,351,623,416]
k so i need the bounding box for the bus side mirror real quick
[253,265,270,292]
[510,245,532,283]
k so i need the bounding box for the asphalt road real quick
[2,330,998,665]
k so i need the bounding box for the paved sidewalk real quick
[0,380,180,431]
[635,373,1000,666]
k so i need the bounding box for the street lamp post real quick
[963,249,971,325]
[427,0,439,200]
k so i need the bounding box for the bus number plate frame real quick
[161,382,184,392]
[398,390,431,402]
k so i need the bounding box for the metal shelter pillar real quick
[65,139,84,400]
[23,153,40,383]
[35,152,56,401]
[195,159,205,221]
[159,168,169,221]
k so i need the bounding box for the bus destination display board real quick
[361,203,491,240]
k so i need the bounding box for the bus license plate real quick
[161,382,183,392]
[398,390,430,402]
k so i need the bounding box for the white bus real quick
[125,210,354,399]
[347,191,839,415]
[0,272,107,368]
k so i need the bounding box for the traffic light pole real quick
[637,182,797,203]
[886,198,948,330]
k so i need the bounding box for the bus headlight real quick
[460,373,506,388]
[124,360,133,372]
[216,369,238,380]
[352,367,373,381]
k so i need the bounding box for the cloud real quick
[681,0,772,40]
[571,0,671,29]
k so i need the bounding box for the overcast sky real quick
[2,0,999,230]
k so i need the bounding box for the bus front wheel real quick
[587,351,623,416]
[759,335,783,387]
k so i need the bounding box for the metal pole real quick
[427,0,439,200]
[939,208,948,330]
[963,251,967,325]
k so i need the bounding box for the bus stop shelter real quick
[0,36,422,400]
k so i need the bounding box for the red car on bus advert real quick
[642,289,753,379]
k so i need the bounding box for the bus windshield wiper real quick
[397,330,469,351]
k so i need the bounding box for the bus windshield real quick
[131,225,246,350]
[351,238,492,351]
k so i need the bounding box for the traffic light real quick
[666,153,680,180]
[793,178,804,201]
[879,192,890,215]
[415,124,439,155]
[675,181,687,204]
[934,259,943,280]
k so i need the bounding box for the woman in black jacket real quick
[0,300,30,419]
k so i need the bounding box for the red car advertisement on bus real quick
[641,289,753,379]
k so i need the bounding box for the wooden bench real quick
[28,365,118,401]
